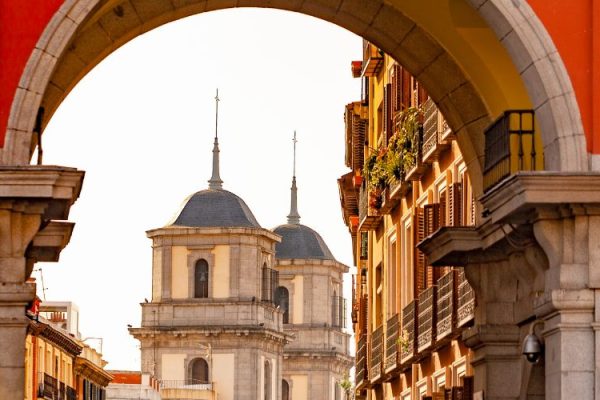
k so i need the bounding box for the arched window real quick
[194,259,209,298]
[264,360,272,400]
[275,286,290,324]
[282,379,290,400]
[189,358,209,384]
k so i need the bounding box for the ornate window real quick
[189,358,209,384]
[275,286,290,324]
[194,259,209,298]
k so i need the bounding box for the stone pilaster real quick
[0,166,83,400]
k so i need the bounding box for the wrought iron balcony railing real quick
[400,300,418,364]
[384,313,400,373]
[358,183,382,230]
[436,270,456,342]
[457,268,475,327]
[355,335,369,389]
[361,40,383,77]
[483,110,541,192]
[369,325,384,383]
[405,126,427,181]
[417,286,437,352]
[422,98,450,163]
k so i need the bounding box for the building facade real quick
[339,41,486,399]
[25,300,112,400]
[274,167,353,399]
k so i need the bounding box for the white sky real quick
[37,8,361,370]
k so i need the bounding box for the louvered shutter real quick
[449,182,463,226]
[423,204,440,288]
[360,295,368,334]
[462,376,474,400]
[414,207,426,295]
[439,190,447,227]
[402,69,411,109]
[385,83,393,143]
[392,65,402,113]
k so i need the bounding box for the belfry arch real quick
[2,0,587,182]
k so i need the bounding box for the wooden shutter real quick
[449,182,463,227]
[439,190,447,228]
[385,83,393,143]
[360,295,368,334]
[402,68,411,109]
[462,376,474,400]
[392,65,402,113]
[414,207,426,295]
[424,203,441,237]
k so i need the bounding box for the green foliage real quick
[363,107,422,191]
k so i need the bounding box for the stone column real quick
[0,166,83,399]
[533,212,596,400]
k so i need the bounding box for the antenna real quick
[287,131,300,224]
[214,89,220,139]
[293,130,297,177]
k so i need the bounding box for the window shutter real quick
[414,207,426,295]
[439,190,447,227]
[449,182,463,227]
[360,295,368,334]
[402,68,411,109]
[392,64,402,113]
[385,83,393,143]
[462,376,474,400]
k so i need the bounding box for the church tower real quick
[273,132,353,400]
[130,92,287,400]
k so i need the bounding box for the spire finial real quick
[287,131,300,224]
[208,89,223,189]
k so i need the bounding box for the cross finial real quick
[287,130,300,224]
[208,89,223,189]
[292,130,297,177]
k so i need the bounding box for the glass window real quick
[194,259,209,298]
[275,286,290,324]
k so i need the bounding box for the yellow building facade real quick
[339,42,477,400]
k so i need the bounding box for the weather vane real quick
[214,89,220,139]
[293,130,297,177]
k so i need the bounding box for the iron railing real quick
[483,110,537,192]
[369,325,384,382]
[457,268,475,327]
[160,380,213,390]
[436,270,456,341]
[384,313,400,372]
[355,335,368,388]
[400,300,417,364]
[417,286,437,352]
[358,183,382,230]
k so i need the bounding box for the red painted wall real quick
[0,1,62,147]
[528,0,595,153]
[0,1,597,156]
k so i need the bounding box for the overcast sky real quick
[37,8,361,370]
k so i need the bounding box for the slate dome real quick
[273,223,335,260]
[169,188,261,228]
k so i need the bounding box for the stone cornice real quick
[146,226,281,242]
[74,357,113,386]
[26,220,74,263]
[275,258,349,273]
[0,166,84,220]
[28,319,82,356]
[130,326,292,344]
[481,172,600,224]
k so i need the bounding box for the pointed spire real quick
[287,131,300,224]
[208,89,223,189]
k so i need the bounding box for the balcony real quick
[38,373,76,400]
[338,172,359,233]
[405,126,427,181]
[400,300,418,365]
[358,184,382,230]
[384,313,400,374]
[422,98,450,164]
[417,286,437,353]
[355,335,369,390]
[436,270,456,343]
[379,178,410,214]
[483,110,541,193]
[160,380,216,400]
[457,268,475,327]
[361,40,383,77]
[369,325,384,383]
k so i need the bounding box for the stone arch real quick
[1,0,588,193]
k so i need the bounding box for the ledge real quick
[418,227,480,266]
[481,172,600,224]
[27,220,74,263]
